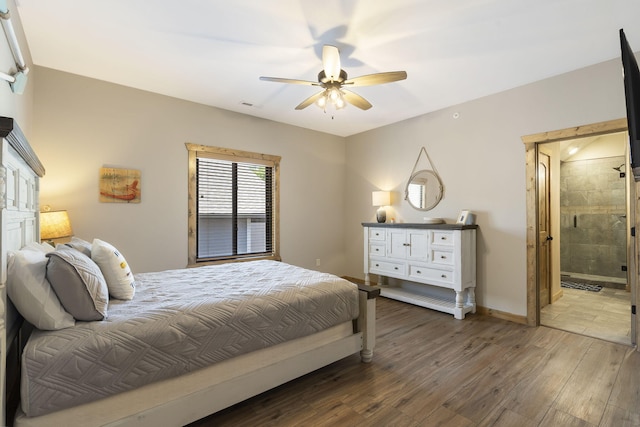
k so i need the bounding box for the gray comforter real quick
[21,260,359,417]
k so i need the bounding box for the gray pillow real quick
[65,236,92,257]
[46,245,109,321]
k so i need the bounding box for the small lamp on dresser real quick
[40,208,73,246]
[372,191,391,223]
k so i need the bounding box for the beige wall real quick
[0,0,33,130]
[31,67,347,275]
[344,58,626,316]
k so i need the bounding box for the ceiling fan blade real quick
[342,90,372,110]
[322,45,341,82]
[343,71,407,87]
[295,91,326,110]
[259,76,319,86]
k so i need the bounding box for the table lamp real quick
[40,210,73,245]
[372,191,391,223]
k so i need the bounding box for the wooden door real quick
[538,152,552,309]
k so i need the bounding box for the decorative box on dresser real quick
[363,223,477,319]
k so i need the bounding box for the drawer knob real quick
[416,270,422,274]
[375,248,379,252]
[441,255,446,259]
[441,236,447,240]
[403,243,410,246]
[375,264,379,267]
[441,274,447,278]
[394,267,399,270]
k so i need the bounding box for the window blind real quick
[196,157,273,260]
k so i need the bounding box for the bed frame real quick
[0,117,43,427]
[0,116,380,427]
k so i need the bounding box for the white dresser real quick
[363,223,477,319]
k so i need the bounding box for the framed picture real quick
[99,167,141,203]
[456,210,474,225]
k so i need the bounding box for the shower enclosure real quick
[560,155,627,288]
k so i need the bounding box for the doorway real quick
[522,118,638,347]
[538,133,631,344]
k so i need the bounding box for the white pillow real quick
[91,238,135,300]
[23,241,55,253]
[7,249,75,330]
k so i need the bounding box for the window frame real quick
[186,143,281,267]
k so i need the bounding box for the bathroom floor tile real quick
[541,287,631,345]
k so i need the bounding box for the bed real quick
[0,116,379,427]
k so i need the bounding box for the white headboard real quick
[0,117,44,426]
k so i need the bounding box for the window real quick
[186,143,280,265]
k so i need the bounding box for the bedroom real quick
[3,0,638,322]
[2,0,640,425]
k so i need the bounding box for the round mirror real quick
[405,170,443,210]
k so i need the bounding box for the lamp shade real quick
[372,191,391,207]
[40,210,73,240]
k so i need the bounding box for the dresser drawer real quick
[370,259,405,276]
[431,249,455,266]
[432,231,454,246]
[369,242,385,257]
[369,228,386,241]
[408,264,454,284]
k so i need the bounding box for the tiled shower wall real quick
[560,156,627,282]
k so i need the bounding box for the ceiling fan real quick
[259,45,407,111]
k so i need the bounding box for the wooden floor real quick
[189,297,640,427]
[541,286,631,345]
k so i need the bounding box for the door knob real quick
[546,235,553,241]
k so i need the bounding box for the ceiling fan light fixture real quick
[329,87,340,101]
[315,88,346,110]
[316,93,327,108]
[260,44,407,112]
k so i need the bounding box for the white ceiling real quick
[14,0,640,137]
